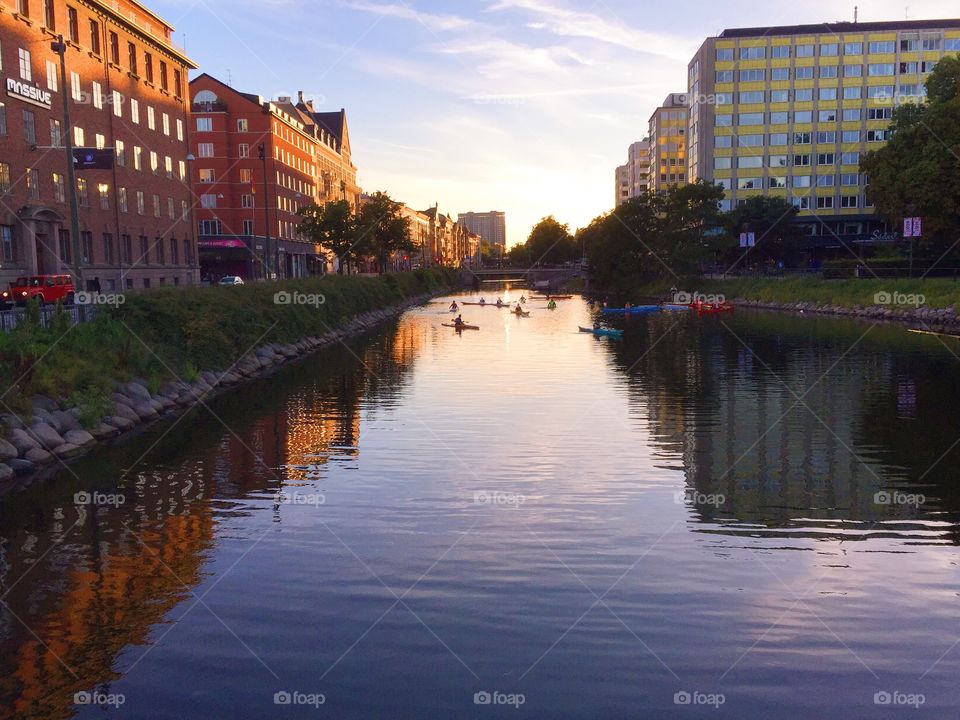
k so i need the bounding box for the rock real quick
[0,438,18,461]
[32,408,57,429]
[103,415,135,431]
[125,381,152,402]
[51,443,81,458]
[91,422,121,439]
[159,383,184,400]
[8,458,34,474]
[113,402,141,422]
[201,371,219,387]
[113,392,135,408]
[1,414,24,430]
[153,395,175,411]
[30,395,59,412]
[26,423,66,450]
[9,428,40,454]
[24,447,53,464]
[63,429,95,447]
[133,401,159,420]
[0,463,12,482]
[148,398,164,413]
[50,410,82,433]
[221,372,241,385]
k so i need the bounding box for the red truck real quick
[1,275,76,308]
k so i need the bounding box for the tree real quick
[655,181,725,273]
[516,216,578,267]
[355,192,412,274]
[721,195,802,269]
[860,55,960,256]
[297,200,356,274]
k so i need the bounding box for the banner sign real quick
[903,217,922,238]
[6,77,52,108]
[72,148,114,170]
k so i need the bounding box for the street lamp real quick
[258,143,273,280]
[51,35,83,289]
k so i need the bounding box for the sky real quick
[154,0,959,246]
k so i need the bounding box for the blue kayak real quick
[600,305,660,315]
[579,326,624,338]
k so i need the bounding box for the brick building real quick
[189,74,360,280]
[0,0,198,291]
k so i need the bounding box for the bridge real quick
[459,265,582,291]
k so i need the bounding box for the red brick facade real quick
[0,0,198,291]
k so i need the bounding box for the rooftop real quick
[719,18,960,38]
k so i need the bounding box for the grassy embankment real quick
[0,268,456,423]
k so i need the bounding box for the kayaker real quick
[520,295,526,303]
[454,315,464,328]
[548,300,557,310]
[496,298,504,307]
[479,298,486,305]
[449,301,459,311]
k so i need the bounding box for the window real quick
[237,118,249,131]
[716,48,734,61]
[793,154,811,166]
[738,113,764,126]
[196,117,212,132]
[179,160,186,180]
[867,107,893,120]
[794,132,811,144]
[770,90,790,103]
[181,200,188,221]
[164,156,172,178]
[153,194,160,217]
[867,129,890,142]
[739,91,764,104]
[68,7,79,40]
[841,173,860,186]
[76,177,88,205]
[769,133,788,146]
[70,71,81,101]
[842,130,861,143]
[771,45,791,58]
[819,87,837,101]
[738,156,763,169]
[739,69,765,82]
[816,196,834,209]
[840,195,858,209]
[80,231,92,263]
[795,67,814,80]
[136,190,145,215]
[155,236,164,264]
[26,167,39,200]
[199,168,215,182]
[150,150,158,173]
[98,182,109,209]
[144,53,153,83]
[176,118,184,141]
[23,109,36,144]
[868,41,895,54]
[114,139,125,166]
[93,81,102,108]
[243,219,255,235]
[714,157,732,170]
[0,225,14,263]
[769,155,788,167]
[238,143,250,158]
[168,197,175,219]
[0,163,11,194]
[771,68,790,81]
[817,153,836,165]
[240,168,253,183]
[199,219,221,235]
[118,187,127,212]
[121,234,132,263]
[819,65,838,79]
[716,70,733,83]
[162,113,170,135]
[793,89,813,102]
[820,43,839,56]
[46,60,57,91]
[817,131,836,143]
[147,106,155,129]
[796,44,814,57]
[52,172,64,202]
[842,109,862,122]
[793,176,811,188]
[134,146,142,170]
[818,110,837,122]
[18,48,32,82]
[102,233,114,264]
[844,64,863,77]
[139,235,149,264]
[738,177,762,190]
[44,0,55,28]
[738,134,764,147]
[843,86,862,100]
[184,239,192,265]
[127,42,137,74]
[241,194,254,208]
[946,39,960,51]
[868,86,894,100]
[95,132,105,149]
[49,118,61,146]
[868,63,894,76]
[174,69,182,98]
[170,237,178,264]
[89,19,100,54]
[159,61,168,91]
[130,98,139,123]
[109,31,119,64]
[197,142,214,157]
[714,135,732,148]
[844,42,863,55]
[841,152,860,165]
[200,194,217,208]
[112,90,122,116]
[769,176,788,189]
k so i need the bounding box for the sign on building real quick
[72,148,114,170]
[903,217,923,238]
[6,78,52,108]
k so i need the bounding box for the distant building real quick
[457,211,506,252]
[615,164,630,207]
[614,141,651,207]
[648,94,688,194]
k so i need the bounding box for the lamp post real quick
[51,35,84,289]
[185,152,196,282]
[258,143,272,280]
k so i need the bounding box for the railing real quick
[0,304,100,332]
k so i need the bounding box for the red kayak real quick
[693,302,734,314]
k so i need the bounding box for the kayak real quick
[442,322,479,330]
[463,302,509,308]
[661,303,693,311]
[546,295,573,300]
[512,310,531,317]
[600,305,660,314]
[694,303,734,314]
[579,326,623,338]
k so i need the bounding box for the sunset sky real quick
[158,0,960,246]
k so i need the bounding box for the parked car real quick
[218,276,244,286]
[1,275,75,308]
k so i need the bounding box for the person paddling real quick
[479,298,486,306]
[449,301,459,311]
[454,314,464,328]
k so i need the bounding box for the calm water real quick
[2,293,960,719]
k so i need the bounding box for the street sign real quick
[903,217,923,238]
[748,232,756,247]
[72,147,114,170]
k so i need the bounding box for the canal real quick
[1,293,959,718]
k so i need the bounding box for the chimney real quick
[298,90,304,104]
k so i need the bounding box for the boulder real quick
[8,458,34,475]
[153,395,176,411]
[0,438,18,461]
[32,408,58,429]
[1,414,24,430]
[51,443,82,458]
[201,371,219,387]
[133,401,159,420]
[113,402,141,422]
[125,381,152,402]
[148,398,164,413]
[0,463,12,483]
[27,423,66,450]
[159,383,184,400]
[9,428,40,454]
[63,429,96,447]
[50,410,82,433]
[91,422,121,439]
[103,415,135,431]
[24,447,53,464]
[113,392,135,408]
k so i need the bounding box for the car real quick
[218,276,244,286]
[1,274,75,308]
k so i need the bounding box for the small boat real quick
[908,328,960,340]
[660,303,693,311]
[512,310,530,317]
[545,295,573,300]
[600,305,661,315]
[442,322,479,330]
[579,326,623,338]
[547,301,557,310]
[693,302,734,314]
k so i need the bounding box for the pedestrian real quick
[92,276,101,293]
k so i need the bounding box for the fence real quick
[0,304,100,332]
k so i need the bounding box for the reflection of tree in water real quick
[600,312,960,539]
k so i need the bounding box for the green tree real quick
[860,55,960,256]
[722,195,802,269]
[297,200,356,274]
[355,192,412,274]
[656,181,725,273]
[518,216,578,266]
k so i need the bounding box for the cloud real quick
[488,0,698,61]
[340,0,474,31]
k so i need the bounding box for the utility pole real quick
[52,35,84,289]
[258,143,272,280]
